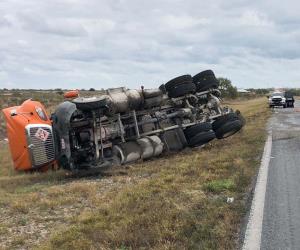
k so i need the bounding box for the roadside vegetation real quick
[0,96,270,249]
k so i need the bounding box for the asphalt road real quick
[261,101,300,250]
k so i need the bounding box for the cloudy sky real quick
[0,0,299,89]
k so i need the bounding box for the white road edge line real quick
[242,132,272,250]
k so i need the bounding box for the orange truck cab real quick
[2,100,55,171]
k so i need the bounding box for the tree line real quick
[2,81,300,99]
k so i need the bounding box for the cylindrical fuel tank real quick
[120,141,141,163]
[112,142,141,164]
[148,136,164,156]
[113,136,164,164]
[126,89,143,110]
[136,137,154,159]
[106,88,143,113]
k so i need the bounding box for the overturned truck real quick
[2,70,245,172]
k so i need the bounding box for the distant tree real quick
[246,88,271,95]
[89,88,95,91]
[218,77,238,99]
[287,88,300,96]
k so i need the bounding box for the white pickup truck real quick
[268,92,287,108]
[268,91,295,108]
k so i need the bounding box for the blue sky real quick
[0,0,300,89]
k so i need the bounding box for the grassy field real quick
[0,97,270,249]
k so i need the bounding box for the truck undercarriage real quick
[2,70,245,172]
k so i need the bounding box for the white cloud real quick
[240,10,273,27]
[163,15,210,29]
[0,0,299,89]
[20,13,88,37]
[82,18,115,33]
[0,15,12,27]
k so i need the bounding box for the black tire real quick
[167,82,196,98]
[165,75,193,89]
[212,113,240,131]
[289,102,294,108]
[159,84,167,94]
[215,119,243,139]
[73,96,108,111]
[188,130,216,147]
[184,122,212,139]
[193,70,219,92]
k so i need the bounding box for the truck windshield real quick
[271,92,284,97]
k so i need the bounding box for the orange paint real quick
[63,90,79,99]
[2,100,54,171]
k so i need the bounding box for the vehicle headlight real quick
[281,98,286,102]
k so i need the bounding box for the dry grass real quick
[0,143,15,176]
[0,97,270,250]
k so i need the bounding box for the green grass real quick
[203,179,235,193]
[0,97,270,249]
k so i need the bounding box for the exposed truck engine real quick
[2,70,245,172]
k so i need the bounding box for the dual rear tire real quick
[212,113,244,139]
[163,70,219,98]
[183,112,245,147]
[192,70,219,92]
[164,75,196,98]
[184,122,216,147]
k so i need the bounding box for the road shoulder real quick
[243,132,272,250]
